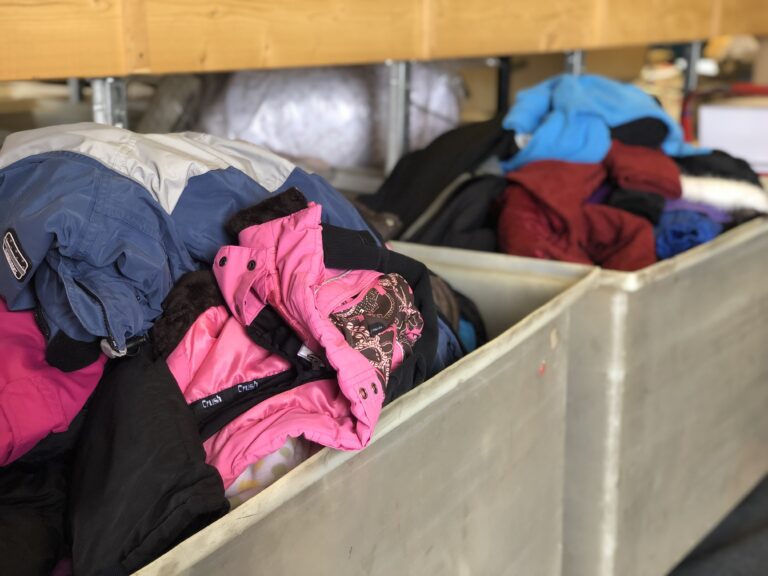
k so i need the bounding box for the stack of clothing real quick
[360,74,767,270]
[496,74,766,270]
[0,125,484,576]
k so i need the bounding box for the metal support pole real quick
[91,77,128,128]
[564,50,586,75]
[496,56,512,116]
[683,41,703,95]
[67,78,83,103]
[385,61,411,174]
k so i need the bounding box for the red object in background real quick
[682,82,768,142]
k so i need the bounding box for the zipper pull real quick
[297,343,325,370]
[100,338,127,359]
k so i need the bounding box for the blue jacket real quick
[0,124,373,354]
[501,74,706,171]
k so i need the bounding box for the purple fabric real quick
[586,181,613,205]
[664,198,731,224]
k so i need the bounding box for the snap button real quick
[359,388,368,400]
[218,256,227,267]
[247,260,256,271]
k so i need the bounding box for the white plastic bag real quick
[197,64,463,168]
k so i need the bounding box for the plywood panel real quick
[719,0,768,36]
[143,0,423,74]
[598,0,718,47]
[0,0,127,81]
[427,0,601,58]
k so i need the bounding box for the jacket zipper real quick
[313,269,352,300]
[317,270,383,314]
[73,278,120,353]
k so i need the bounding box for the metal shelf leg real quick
[91,77,128,128]
[496,56,512,116]
[564,50,586,76]
[385,61,411,174]
[683,41,703,95]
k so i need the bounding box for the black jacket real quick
[69,349,229,576]
[359,116,518,232]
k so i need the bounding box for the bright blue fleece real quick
[501,74,707,171]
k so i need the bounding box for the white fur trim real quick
[681,175,768,213]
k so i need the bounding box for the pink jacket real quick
[0,300,106,465]
[165,195,428,489]
[162,191,428,488]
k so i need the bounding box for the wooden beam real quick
[142,0,424,74]
[719,0,768,36]
[596,0,717,47]
[0,0,767,81]
[0,0,126,81]
[426,0,601,58]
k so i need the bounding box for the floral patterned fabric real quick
[330,273,424,392]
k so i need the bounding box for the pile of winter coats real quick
[361,74,767,270]
[0,124,483,575]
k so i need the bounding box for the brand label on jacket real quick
[297,344,325,367]
[201,394,222,409]
[195,380,261,412]
[3,230,29,281]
